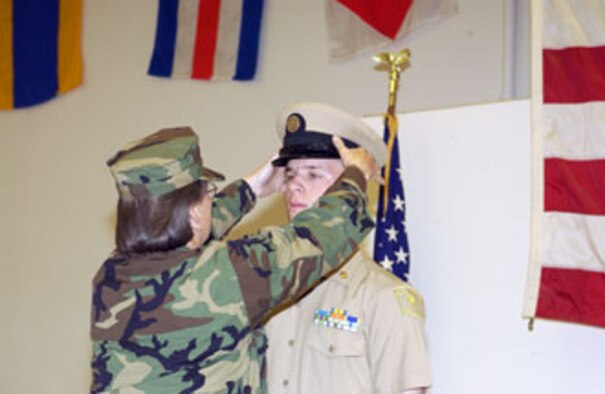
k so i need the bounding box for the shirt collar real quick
[327,250,369,291]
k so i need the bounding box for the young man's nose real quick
[285,176,304,194]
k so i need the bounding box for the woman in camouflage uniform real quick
[90,126,377,393]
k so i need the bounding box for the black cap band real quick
[272,131,359,167]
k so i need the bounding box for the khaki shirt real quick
[266,252,431,393]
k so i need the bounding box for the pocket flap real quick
[305,324,366,357]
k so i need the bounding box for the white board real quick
[364,100,604,394]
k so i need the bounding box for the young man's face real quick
[283,158,345,219]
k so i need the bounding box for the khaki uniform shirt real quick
[265,252,431,393]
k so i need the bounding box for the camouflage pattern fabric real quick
[209,180,256,241]
[107,127,224,200]
[90,167,373,393]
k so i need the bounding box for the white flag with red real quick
[325,0,457,61]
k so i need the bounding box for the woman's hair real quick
[116,180,206,254]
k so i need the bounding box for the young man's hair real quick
[115,180,205,254]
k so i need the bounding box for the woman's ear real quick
[186,202,202,249]
[189,202,202,231]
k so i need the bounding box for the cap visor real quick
[201,166,225,182]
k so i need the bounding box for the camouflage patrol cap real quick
[272,102,387,167]
[107,126,224,200]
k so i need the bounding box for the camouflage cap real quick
[272,102,387,167]
[107,126,224,200]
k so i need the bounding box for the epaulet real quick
[392,284,425,319]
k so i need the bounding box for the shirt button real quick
[288,339,295,347]
[339,271,348,280]
[283,379,289,386]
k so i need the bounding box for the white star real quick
[380,256,394,270]
[385,225,398,242]
[396,167,405,179]
[395,247,409,263]
[392,194,405,211]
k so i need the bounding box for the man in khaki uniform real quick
[265,102,431,393]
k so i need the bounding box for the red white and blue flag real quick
[0,0,83,109]
[148,0,264,81]
[325,0,457,61]
[374,114,410,281]
[524,0,605,328]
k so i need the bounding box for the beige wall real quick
[0,0,522,392]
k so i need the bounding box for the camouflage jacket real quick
[90,168,373,393]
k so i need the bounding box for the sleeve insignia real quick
[393,285,425,319]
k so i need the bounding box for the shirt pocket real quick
[305,323,366,357]
[303,323,371,393]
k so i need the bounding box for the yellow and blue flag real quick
[0,0,82,110]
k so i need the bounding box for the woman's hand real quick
[243,155,285,198]
[333,136,382,183]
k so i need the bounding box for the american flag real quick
[373,114,410,281]
[523,0,605,328]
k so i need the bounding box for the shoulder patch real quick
[393,285,425,319]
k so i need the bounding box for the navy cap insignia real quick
[286,113,303,133]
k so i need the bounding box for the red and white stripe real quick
[148,0,262,81]
[524,0,605,328]
[173,0,244,79]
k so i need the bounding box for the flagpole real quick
[373,48,411,115]
[373,49,411,214]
